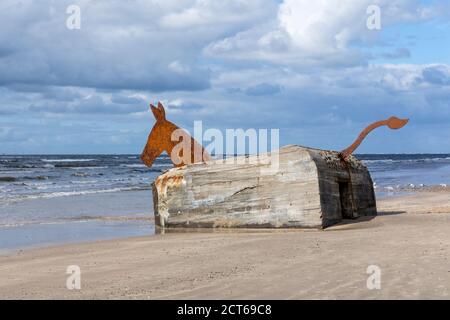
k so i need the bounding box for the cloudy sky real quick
[1,0,449,154]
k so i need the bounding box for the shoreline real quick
[0,190,154,252]
[0,188,436,253]
[1,190,450,299]
[0,190,407,254]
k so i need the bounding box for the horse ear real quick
[157,102,166,120]
[150,103,163,121]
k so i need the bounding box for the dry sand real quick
[1,191,450,299]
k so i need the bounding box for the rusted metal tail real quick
[340,117,409,160]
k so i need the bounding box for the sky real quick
[0,0,450,154]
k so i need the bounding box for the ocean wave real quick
[150,163,171,167]
[0,220,69,228]
[70,180,99,184]
[1,164,38,169]
[120,163,169,168]
[71,172,90,177]
[374,183,450,193]
[0,175,51,183]
[54,163,101,168]
[2,163,55,169]
[9,186,151,201]
[362,159,394,164]
[24,176,49,181]
[64,215,153,222]
[0,219,101,228]
[121,164,147,168]
[0,215,153,228]
[362,157,450,164]
[69,166,108,170]
[41,158,95,162]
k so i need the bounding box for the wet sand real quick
[1,191,450,299]
[0,190,154,251]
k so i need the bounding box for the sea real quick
[1,153,450,251]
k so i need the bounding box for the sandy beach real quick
[1,190,450,299]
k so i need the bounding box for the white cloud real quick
[0,0,276,91]
[205,0,438,66]
[168,61,191,74]
[159,0,277,29]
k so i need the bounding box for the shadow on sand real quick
[153,211,407,234]
[377,210,406,216]
[325,210,406,231]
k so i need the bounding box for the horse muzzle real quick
[140,153,152,167]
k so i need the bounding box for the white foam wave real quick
[41,159,95,163]
[70,180,99,184]
[362,159,394,164]
[13,187,148,201]
[121,164,147,168]
[0,219,96,228]
[69,166,108,170]
[363,157,450,164]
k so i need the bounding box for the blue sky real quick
[0,0,450,154]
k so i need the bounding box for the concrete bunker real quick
[151,145,377,229]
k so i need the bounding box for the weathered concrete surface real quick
[152,145,376,229]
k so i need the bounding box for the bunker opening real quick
[338,180,354,219]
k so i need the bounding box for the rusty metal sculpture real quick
[141,102,408,168]
[140,102,212,168]
[145,107,409,229]
[340,116,409,160]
